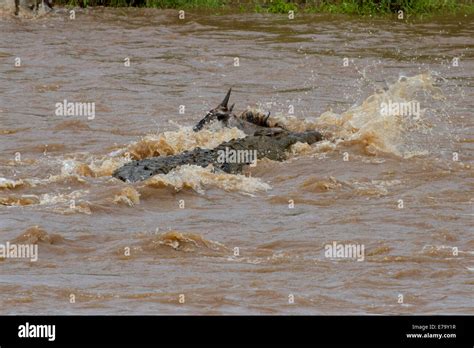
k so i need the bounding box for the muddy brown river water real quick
[0,8,473,314]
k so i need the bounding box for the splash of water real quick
[141,165,271,195]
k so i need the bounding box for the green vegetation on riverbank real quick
[59,0,474,17]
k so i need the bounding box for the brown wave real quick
[276,73,440,158]
[140,165,271,194]
[74,163,96,177]
[0,189,93,215]
[0,195,39,206]
[366,245,392,257]
[0,178,26,190]
[113,186,140,206]
[299,176,344,193]
[125,127,245,160]
[10,226,65,245]
[0,128,29,135]
[116,231,229,259]
[58,157,129,178]
[127,137,176,160]
[35,84,60,92]
[5,226,95,256]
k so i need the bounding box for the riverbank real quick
[56,0,474,17]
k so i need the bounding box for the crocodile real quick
[112,90,323,182]
[113,130,323,182]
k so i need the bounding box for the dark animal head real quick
[193,88,235,132]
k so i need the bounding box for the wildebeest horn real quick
[220,88,232,108]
